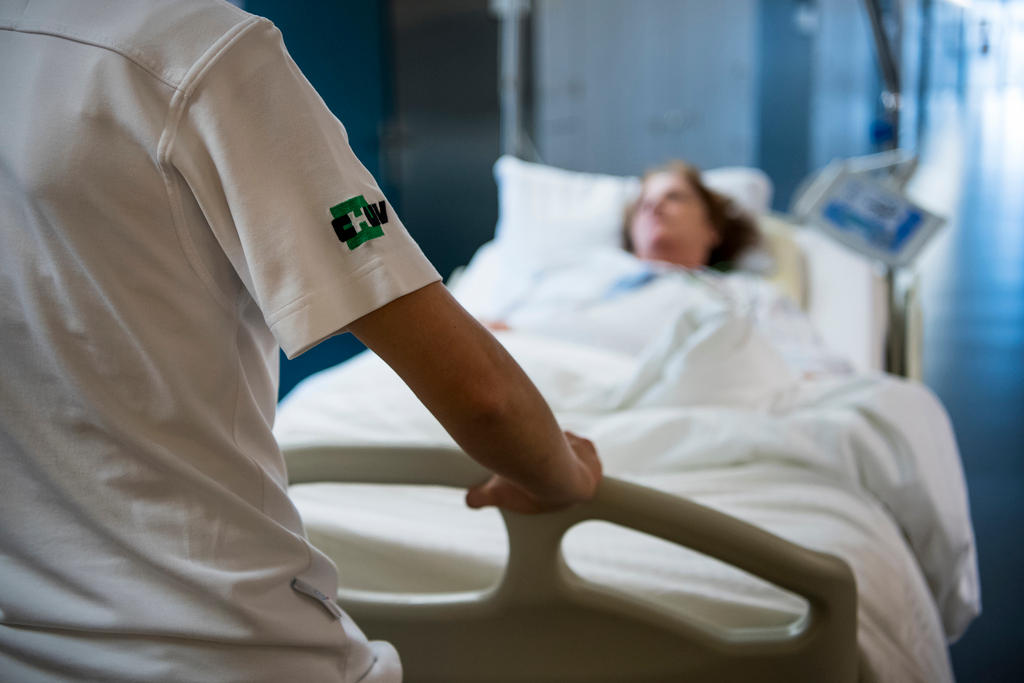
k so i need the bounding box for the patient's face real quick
[629,172,719,268]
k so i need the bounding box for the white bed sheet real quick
[275,281,978,683]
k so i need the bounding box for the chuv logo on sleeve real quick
[329,195,389,250]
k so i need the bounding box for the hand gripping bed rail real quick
[286,444,858,683]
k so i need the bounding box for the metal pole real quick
[863,0,908,375]
[863,0,902,148]
[885,267,907,376]
[490,0,531,157]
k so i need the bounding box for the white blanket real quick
[449,244,854,375]
[276,300,978,683]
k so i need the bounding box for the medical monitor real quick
[791,152,944,268]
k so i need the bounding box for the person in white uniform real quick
[0,1,600,681]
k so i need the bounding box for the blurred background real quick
[241,0,1021,679]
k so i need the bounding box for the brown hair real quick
[623,160,761,270]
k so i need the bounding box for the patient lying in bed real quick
[467,159,850,376]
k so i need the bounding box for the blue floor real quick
[917,82,1024,680]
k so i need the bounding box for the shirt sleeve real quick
[169,18,440,358]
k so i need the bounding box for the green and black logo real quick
[329,195,388,250]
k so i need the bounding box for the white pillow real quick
[493,155,641,258]
[492,155,774,259]
[702,166,774,216]
[448,157,779,319]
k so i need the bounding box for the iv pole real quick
[863,0,910,377]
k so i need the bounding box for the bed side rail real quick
[286,443,858,683]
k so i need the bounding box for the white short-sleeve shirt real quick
[0,1,438,680]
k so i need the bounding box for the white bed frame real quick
[286,444,858,682]
[757,212,921,378]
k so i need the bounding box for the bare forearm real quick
[345,282,596,505]
[420,331,590,501]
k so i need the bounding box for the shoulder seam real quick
[175,15,265,100]
[155,16,266,316]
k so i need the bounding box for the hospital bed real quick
[275,157,978,682]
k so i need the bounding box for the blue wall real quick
[756,1,814,212]
[243,1,389,399]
